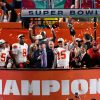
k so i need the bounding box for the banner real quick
[0,69,100,100]
[21,9,100,17]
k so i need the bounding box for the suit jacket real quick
[46,48,54,68]
[81,53,92,68]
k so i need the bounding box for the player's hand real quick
[8,10,11,14]
[19,63,24,68]
[37,56,41,60]
[51,27,54,32]
[26,60,30,64]
[7,63,12,69]
[48,24,52,28]
[29,22,35,28]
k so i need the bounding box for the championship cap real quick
[40,31,46,35]
[0,39,6,45]
[35,34,43,40]
[57,38,64,42]
[75,38,83,42]
[18,34,25,39]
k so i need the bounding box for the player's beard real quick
[20,40,24,45]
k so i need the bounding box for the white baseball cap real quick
[0,39,6,45]
[35,34,43,40]
[75,38,83,42]
[40,31,46,35]
[57,38,64,42]
[18,34,25,39]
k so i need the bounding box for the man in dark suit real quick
[79,45,92,68]
[46,41,55,68]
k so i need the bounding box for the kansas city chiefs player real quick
[12,34,28,68]
[0,39,13,68]
[53,38,70,69]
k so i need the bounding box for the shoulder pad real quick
[24,43,28,46]
[12,43,19,48]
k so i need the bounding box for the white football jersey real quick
[55,47,70,69]
[0,48,10,67]
[12,43,28,64]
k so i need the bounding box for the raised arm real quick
[0,10,4,22]
[75,0,79,8]
[52,52,57,69]
[28,22,36,43]
[67,20,77,50]
[49,25,56,42]
[8,10,11,22]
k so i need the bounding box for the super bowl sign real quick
[21,9,100,17]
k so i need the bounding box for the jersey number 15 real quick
[57,50,66,60]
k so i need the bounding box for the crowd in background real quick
[0,0,99,28]
[0,1,18,22]
[0,22,100,69]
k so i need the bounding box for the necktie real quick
[41,49,47,67]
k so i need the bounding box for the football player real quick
[53,38,70,69]
[29,22,56,44]
[12,34,29,68]
[0,39,13,68]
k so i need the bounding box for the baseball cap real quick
[57,38,64,42]
[0,39,6,45]
[75,38,83,42]
[40,31,46,35]
[18,34,25,39]
[35,34,43,40]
